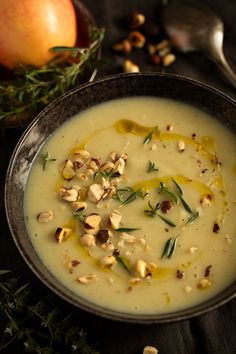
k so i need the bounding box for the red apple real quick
[0,0,77,69]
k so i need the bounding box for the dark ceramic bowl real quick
[5,73,236,323]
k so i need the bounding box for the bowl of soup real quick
[5,73,236,323]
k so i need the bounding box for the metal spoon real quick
[162,0,236,88]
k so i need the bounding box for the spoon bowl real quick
[162,1,236,88]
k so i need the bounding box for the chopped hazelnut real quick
[123,59,140,73]
[73,149,90,161]
[37,210,53,223]
[100,255,116,267]
[128,31,146,48]
[189,246,198,254]
[197,278,211,289]
[143,346,158,354]
[163,53,176,67]
[55,227,71,243]
[113,39,132,54]
[73,159,83,170]
[80,233,96,248]
[84,214,101,235]
[88,184,104,203]
[59,187,79,202]
[130,11,145,29]
[100,161,115,171]
[109,210,122,230]
[62,159,75,180]
[177,139,185,152]
[77,274,97,284]
[136,259,147,278]
[88,158,100,171]
[71,201,87,212]
[114,157,126,175]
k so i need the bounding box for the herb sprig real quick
[143,127,158,144]
[94,168,120,182]
[144,201,176,227]
[0,27,104,126]
[114,187,148,206]
[148,161,159,173]
[161,237,179,259]
[158,182,178,204]
[42,151,57,170]
[172,178,193,213]
[0,270,100,353]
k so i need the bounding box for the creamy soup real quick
[24,97,236,314]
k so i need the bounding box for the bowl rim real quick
[5,72,236,324]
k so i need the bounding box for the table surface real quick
[1,0,236,353]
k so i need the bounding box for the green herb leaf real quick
[148,160,159,173]
[172,178,192,213]
[0,269,99,353]
[72,211,85,223]
[42,151,56,171]
[113,187,133,202]
[116,257,131,274]
[156,213,176,227]
[95,168,120,181]
[144,201,160,217]
[0,27,105,127]
[121,188,144,206]
[115,227,140,232]
[161,237,179,259]
[186,211,199,224]
[179,195,193,214]
[172,178,183,196]
[143,127,157,144]
[158,182,178,204]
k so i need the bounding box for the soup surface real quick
[24,97,236,314]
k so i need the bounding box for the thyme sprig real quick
[144,201,176,227]
[42,151,57,170]
[0,27,104,126]
[148,161,159,173]
[0,270,100,353]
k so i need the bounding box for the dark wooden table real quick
[1,0,236,353]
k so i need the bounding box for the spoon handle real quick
[211,49,236,89]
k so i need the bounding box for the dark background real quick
[1,0,236,353]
